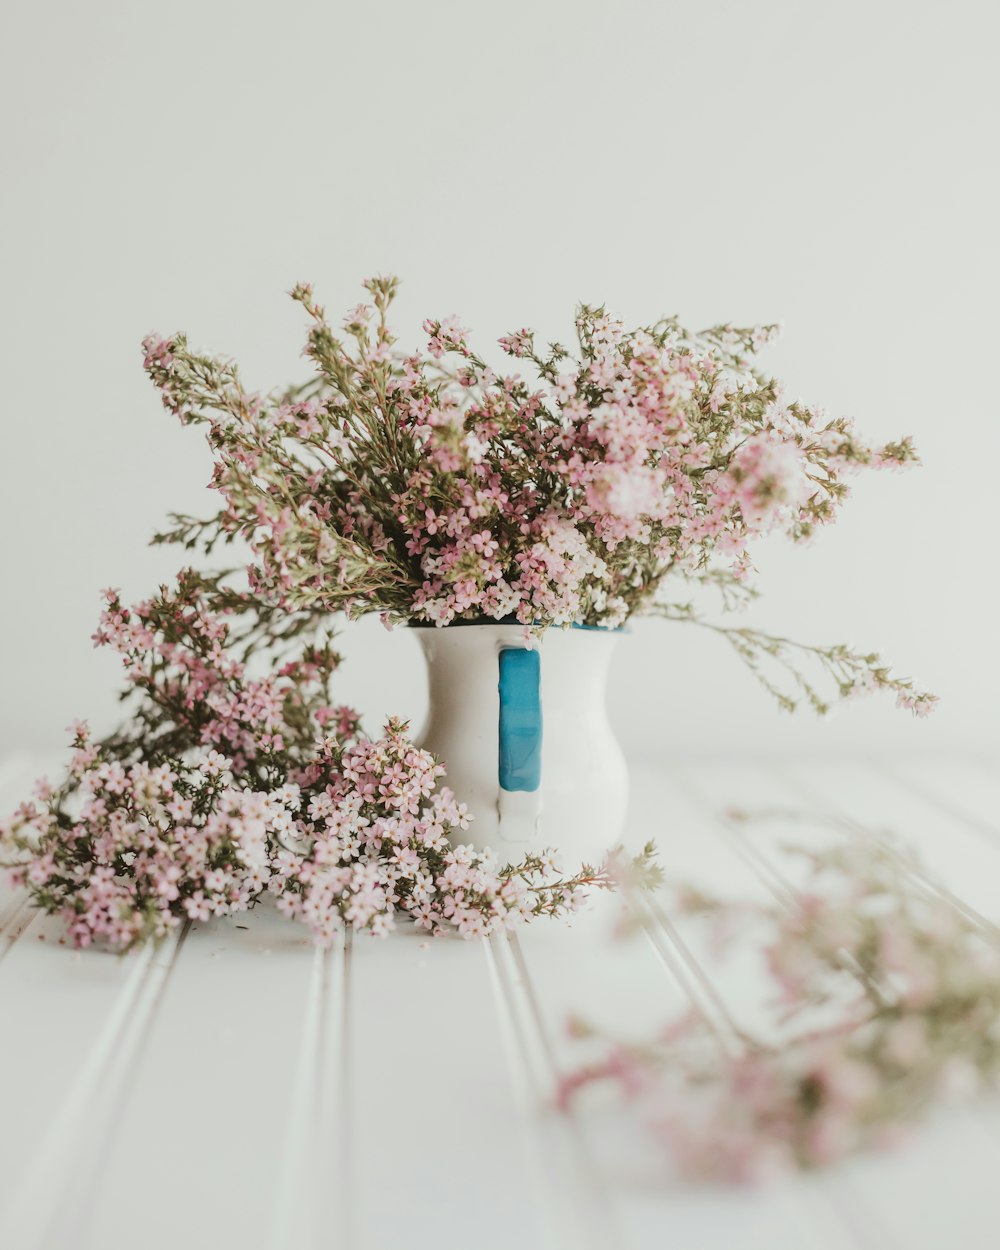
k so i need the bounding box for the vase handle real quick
[497,646,542,794]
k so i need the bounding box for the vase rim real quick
[406,616,626,634]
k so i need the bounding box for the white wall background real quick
[1,0,997,764]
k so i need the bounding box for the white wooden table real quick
[1,755,997,1250]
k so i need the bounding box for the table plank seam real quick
[484,931,622,1249]
[0,923,189,1249]
[268,929,352,1250]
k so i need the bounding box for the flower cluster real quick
[144,277,931,715]
[90,570,353,775]
[4,734,267,948]
[559,834,1000,1182]
[1,578,647,949]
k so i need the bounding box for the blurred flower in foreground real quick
[559,833,1000,1183]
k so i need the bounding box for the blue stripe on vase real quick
[498,647,542,792]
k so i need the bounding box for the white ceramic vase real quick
[412,623,629,864]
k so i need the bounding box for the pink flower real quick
[585,462,666,522]
[726,432,811,530]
